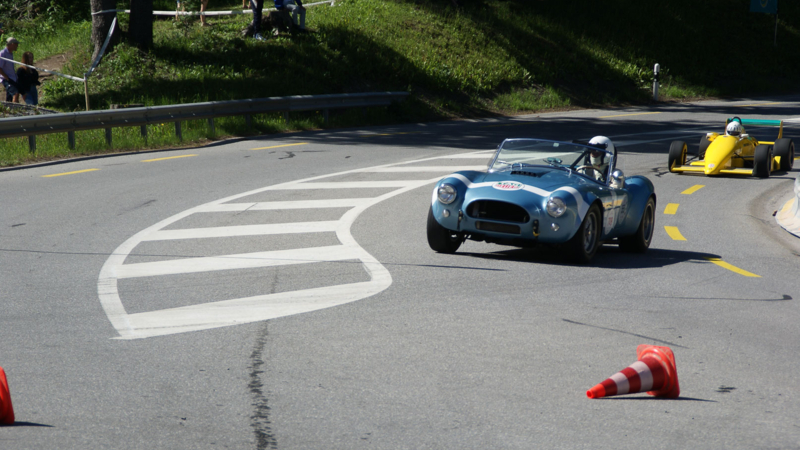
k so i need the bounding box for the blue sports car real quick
[427,136,656,263]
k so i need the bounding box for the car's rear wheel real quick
[698,136,711,159]
[619,197,655,253]
[753,144,773,178]
[773,138,795,172]
[668,141,687,172]
[567,204,601,264]
[427,207,462,253]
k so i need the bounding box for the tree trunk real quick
[129,0,154,49]
[90,0,120,62]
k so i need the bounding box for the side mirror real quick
[610,169,625,189]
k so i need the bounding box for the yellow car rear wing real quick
[726,117,783,143]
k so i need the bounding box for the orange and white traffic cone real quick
[586,344,680,399]
[0,366,14,425]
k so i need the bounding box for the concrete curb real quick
[776,174,800,238]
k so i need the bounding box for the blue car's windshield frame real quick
[488,138,615,181]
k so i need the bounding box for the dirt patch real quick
[34,50,74,80]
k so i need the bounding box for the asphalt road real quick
[1,97,799,449]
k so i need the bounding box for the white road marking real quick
[198,198,373,212]
[115,245,362,279]
[271,180,432,189]
[143,221,340,240]
[98,151,492,340]
[361,166,488,172]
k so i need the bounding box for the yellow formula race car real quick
[668,117,795,178]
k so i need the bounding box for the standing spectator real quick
[275,0,306,32]
[250,0,265,41]
[16,51,39,106]
[200,0,210,26]
[175,0,184,20]
[0,37,19,103]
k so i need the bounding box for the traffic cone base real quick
[586,345,679,399]
[0,366,14,425]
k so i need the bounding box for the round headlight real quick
[437,184,457,204]
[546,197,567,217]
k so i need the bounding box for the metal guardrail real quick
[0,91,410,150]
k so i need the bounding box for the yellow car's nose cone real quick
[704,136,737,175]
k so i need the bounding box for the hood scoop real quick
[510,170,546,178]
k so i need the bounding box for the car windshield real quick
[489,138,614,180]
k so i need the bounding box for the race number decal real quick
[492,181,524,191]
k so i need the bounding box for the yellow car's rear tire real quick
[698,136,711,159]
[668,141,687,173]
[753,144,772,178]
[774,138,794,172]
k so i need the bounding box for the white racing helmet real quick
[588,136,614,165]
[726,121,743,136]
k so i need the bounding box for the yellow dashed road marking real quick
[664,226,686,241]
[42,169,99,178]
[703,257,761,277]
[250,143,309,150]
[734,102,782,107]
[681,185,705,195]
[142,154,197,162]
[664,203,679,215]
[598,112,662,119]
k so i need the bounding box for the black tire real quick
[619,197,655,253]
[566,204,601,264]
[427,207,462,253]
[698,135,711,159]
[753,144,773,178]
[668,141,687,173]
[773,138,795,172]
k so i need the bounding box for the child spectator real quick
[16,51,39,106]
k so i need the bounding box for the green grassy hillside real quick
[2,0,800,164]
[32,0,800,113]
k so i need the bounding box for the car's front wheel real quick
[668,141,687,173]
[619,197,655,253]
[566,204,601,264]
[427,207,462,253]
[753,144,773,178]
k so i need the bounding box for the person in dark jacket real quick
[274,0,306,31]
[15,51,39,106]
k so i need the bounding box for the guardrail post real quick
[140,125,147,144]
[208,118,215,137]
[324,109,329,126]
[283,111,289,125]
[68,131,75,150]
[28,135,35,153]
[245,115,252,130]
[175,121,182,141]
[105,128,112,147]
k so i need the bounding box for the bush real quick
[0,0,90,22]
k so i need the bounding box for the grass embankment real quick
[2,0,800,166]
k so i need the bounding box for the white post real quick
[653,63,660,101]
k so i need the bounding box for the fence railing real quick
[0,91,410,151]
